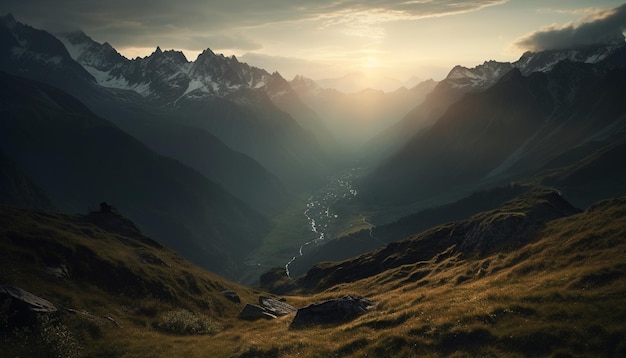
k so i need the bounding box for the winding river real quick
[285,167,362,277]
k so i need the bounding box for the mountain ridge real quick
[0,70,271,280]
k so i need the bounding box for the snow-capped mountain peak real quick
[513,42,625,74]
[444,60,514,90]
[52,30,283,103]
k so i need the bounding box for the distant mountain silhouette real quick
[0,15,332,193]
[361,52,626,214]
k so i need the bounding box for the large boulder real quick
[259,296,296,316]
[238,304,276,320]
[290,296,372,328]
[0,285,58,328]
[0,285,57,313]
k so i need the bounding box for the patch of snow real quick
[269,90,288,99]
[132,82,152,97]
[55,36,88,60]
[182,78,208,96]
[45,55,62,65]
[84,65,152,97]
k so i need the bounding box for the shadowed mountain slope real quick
[0,151,55,210]
[0,206,267,357]
[362,59,626,211]
[0,70,270,280]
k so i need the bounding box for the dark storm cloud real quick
[515,4,626,51]
[4,0,506,50]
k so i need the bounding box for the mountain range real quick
[365,43,625,165]
[0,70,270,279]
[1,12,626,357]
[361,43,626,217]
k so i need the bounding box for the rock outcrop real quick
[290,296,372,328]
[238,304,276,320]
[0,285,58,313]
[220,290,241,303]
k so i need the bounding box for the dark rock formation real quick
[290,296,373,328]
[238,304,276,320]
[259,296,296,316]
[220,290,241,303]
[0,285,57,313]
[0,285,58,328]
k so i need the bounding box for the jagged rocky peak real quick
[290,74,320,92]
[446,60,513,80]
[55,30,127,72]
[262,71,293,96]
[0,13,17,27]
[57,29,90,43]
[514,41,626,75]
[444,60,514,90]
[162,49,188,65]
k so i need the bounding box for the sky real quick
[4,1,626,90]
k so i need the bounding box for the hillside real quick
[362,58,626,214]
[2,190,625,357]
[0,70,270,280]
[0,206,270,357]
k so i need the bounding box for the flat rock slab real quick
[290,295,373,328]
[259,296,296,316]
[0,285,57,313]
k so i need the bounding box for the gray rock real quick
[0,285,57,313]
[220,290,241,303]
[290,295,372,328]
[259,296,296,316]
[238,304,276,320]
[44,264,70,278]
[136,249,169,267]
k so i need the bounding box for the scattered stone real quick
[259,296,296,316]
[44,264,70,278]
[105,315,121,327]
[220,290,241,303]
[290,295,373,328]
[136,249,169,266]
[238,304,276,320]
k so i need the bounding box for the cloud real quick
[514,4,626,52]
[4,0,507,51]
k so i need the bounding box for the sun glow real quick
[362,56,383,69]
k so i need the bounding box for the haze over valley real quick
[2,2,626,357]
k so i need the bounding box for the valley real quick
[2,7,626,357]
[285,167,363,277]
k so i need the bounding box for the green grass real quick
[247,196,313,265]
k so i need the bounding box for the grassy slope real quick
[2,193,626,357]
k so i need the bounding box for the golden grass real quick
[2,197,626,357]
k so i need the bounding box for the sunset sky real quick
[5,1,626,89]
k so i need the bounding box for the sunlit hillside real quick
[2,191,625,357]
